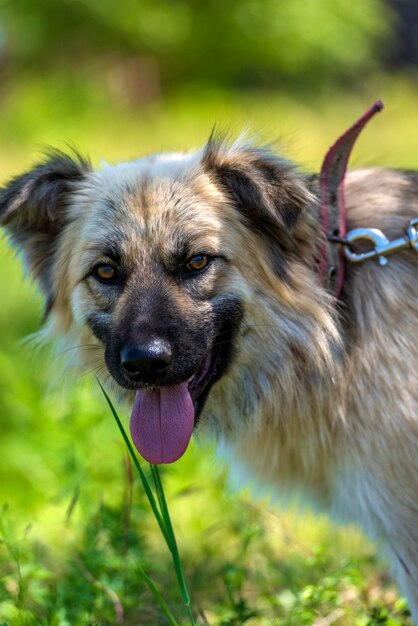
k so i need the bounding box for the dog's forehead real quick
[74,150,230,258]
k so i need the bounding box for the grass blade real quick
[150,464,196,625]
[97,380,170,546]
[136,561,180,626]
[99,381,196,625]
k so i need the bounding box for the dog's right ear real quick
[0,152,91,302]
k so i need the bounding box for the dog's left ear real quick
[0,151,91,299]
[202,135,313,254]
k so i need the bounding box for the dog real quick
[1,133,417,621]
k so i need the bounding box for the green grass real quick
[99,382,195,625]
[0,76,417,625]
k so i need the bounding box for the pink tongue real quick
[130,383,195,464]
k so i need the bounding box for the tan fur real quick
[1,141,417,621]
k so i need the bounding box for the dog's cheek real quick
[163,301,216,375]
[69,282,109,342]
[210,294,245,373]
[85,311,112,344]
[211,294,245,325]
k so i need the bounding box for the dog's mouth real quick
[129,329,233,465]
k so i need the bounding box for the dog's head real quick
[0,137,337,464]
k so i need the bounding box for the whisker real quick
[77,364,107,381]
[54,344,102,358]
[83,367,106,392]
[211,339,234,349]
[106,374,122,399]
[212,323,279,344]
[212,329,234,341]
[242,323,280,329]
[80,358,105,369]
[94,371,118,397]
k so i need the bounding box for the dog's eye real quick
[185,254,209,272]
[93,264,117,283]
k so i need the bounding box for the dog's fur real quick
[1,137,417,620]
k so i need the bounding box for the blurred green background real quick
[0,1,417,624]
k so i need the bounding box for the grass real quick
[99,382,195,625]
[0,75,417,625]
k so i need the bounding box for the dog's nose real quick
[120,340,172,381]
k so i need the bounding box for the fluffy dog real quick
[1,136,417,620]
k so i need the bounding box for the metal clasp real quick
[343,217,418,265]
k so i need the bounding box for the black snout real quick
[120,339,172,381]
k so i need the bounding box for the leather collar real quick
[319,100,384,298]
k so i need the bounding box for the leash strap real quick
[319,100,384,297]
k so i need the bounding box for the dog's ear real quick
[202,135,313,257]
[0,151,91,304]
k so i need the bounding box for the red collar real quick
[319,100,384,298]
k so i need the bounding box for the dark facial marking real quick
[98,276,210,388]
[193,294,244,420]
[86,312,111,343]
